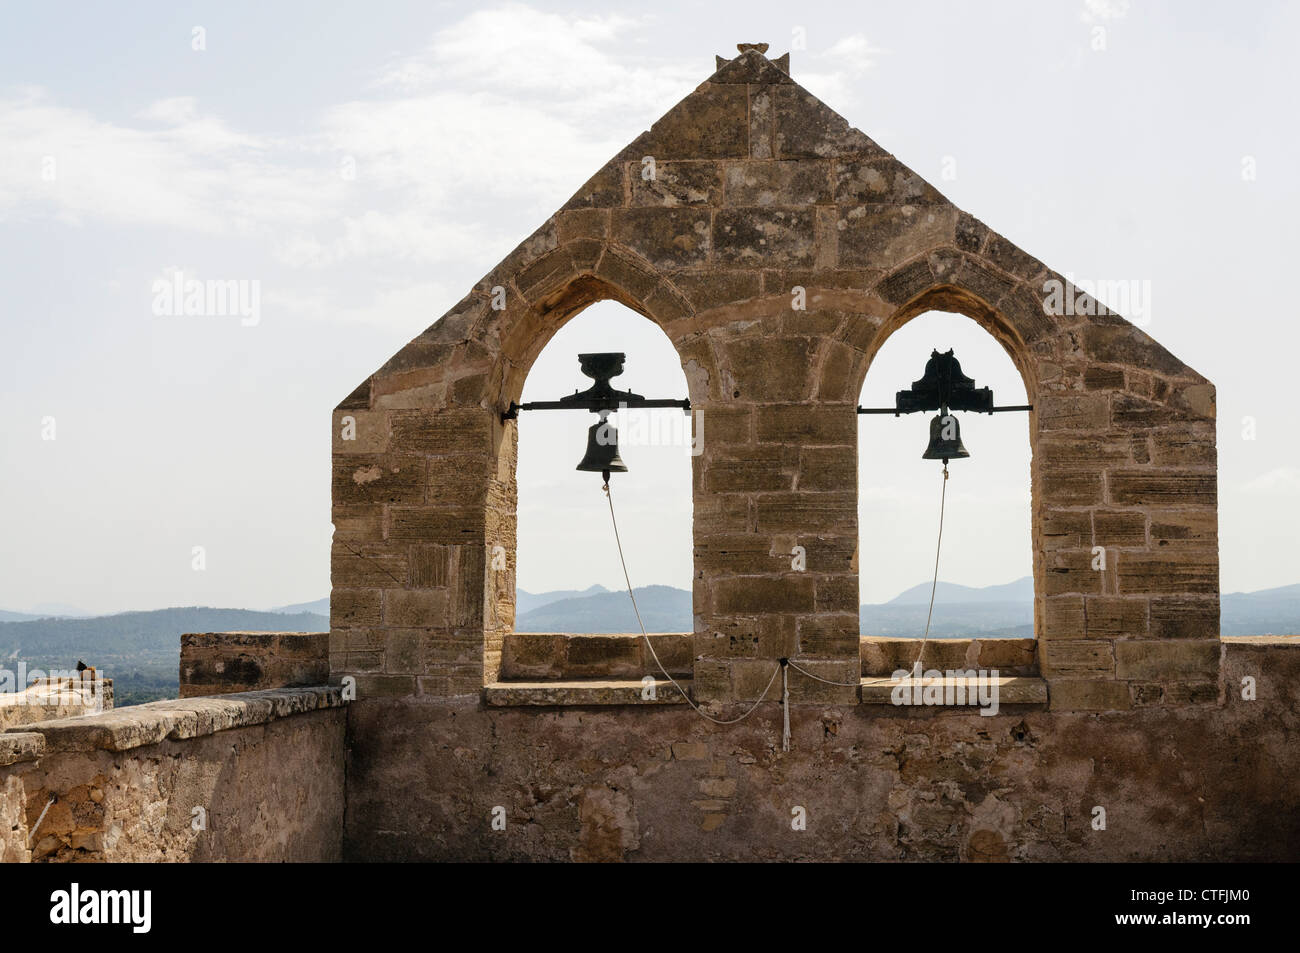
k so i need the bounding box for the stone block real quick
[630,160,722,207]
[719,337,817,400]
[332,455,425,505]
[611,208,712,271]
[725,160,831,206]
[833,157,944,205]
[1117,552,1218,595]
[1109,470,1216,507]
[798,445,855,490]
[1093,509,1147,547]
[1149,598,1220,639]
[1048,678,1131,711]
[1037,394,1109,433]
[714,208,816,265]
[1114,640,1220,680]
[384,589,452,627]
[639,82,749,160]
[1082,597,1148,638]
[754,492,856,532]
[713,576,815,613]
[773,86,883,159]
[331,589,382,628]
[755,404,856,445]
[838,206,957,269]
[1040,640,1114,678]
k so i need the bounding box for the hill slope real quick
[0,608,327,705]
[515,586,689,633]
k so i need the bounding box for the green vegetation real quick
[0,608,327,706]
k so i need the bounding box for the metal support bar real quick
[504,397,690,421]
[857,404,1033,416]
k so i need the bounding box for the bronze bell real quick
[576,410,628,480]
[923,412,969,463]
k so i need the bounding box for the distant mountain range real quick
[517,585,610,616]
[516,585,688,633]
[0,605,95,623]
[514,576,1300,638]
[271,597,330,616]
[0,608,327,706]
[1,579,1294,707]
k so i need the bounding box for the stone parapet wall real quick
[0,687,345,862]
[180,631,329,697]
[0,675,113,730]
[343,638,1297,862]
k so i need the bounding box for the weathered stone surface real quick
[837,205,957,268]
[340,641,1300,860]
[1,704,343,862]
[0,733,43,767]
[332,454,426,505]
[1048,678,1131,712]
[1114,640,1220,679]
[724,160,830,206]
[1036,394,1109,432]
[611,208,712,270]
[1150,597,1219,639]
[858,675,1047,705]
[180,632,329,697]
[773,85,884,159]
[1109,470,1216,506]
[5,686,346,753]
[834,158,945,206]
[484,680,690,706]
[755,403,856,444]
[630,161,722,207]
[636,82,749,160]
[1040,640,1114,678]
[500,633,692,680]
[713,207,816,265]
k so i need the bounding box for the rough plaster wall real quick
[0,709,344,862]
[342,643,1298,862]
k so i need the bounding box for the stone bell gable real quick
[331,45,1218,712]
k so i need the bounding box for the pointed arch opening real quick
[484,296,697,692]
[857,309,1035,643]
[515,300,693,628]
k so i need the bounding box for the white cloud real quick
[0,87,340,235]
[796,32,887,107]
[0,3,887,298]
[262,279,458,332]
[1240,467,1300,494]
[1080,0,1131,23]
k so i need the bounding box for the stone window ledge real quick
[1,686,346,755]
[859,674,1048,707]
[483,676,1049,710]
[484,679,691,707]
[861,636,1039,677]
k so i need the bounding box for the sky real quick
[0,0,1296,614]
